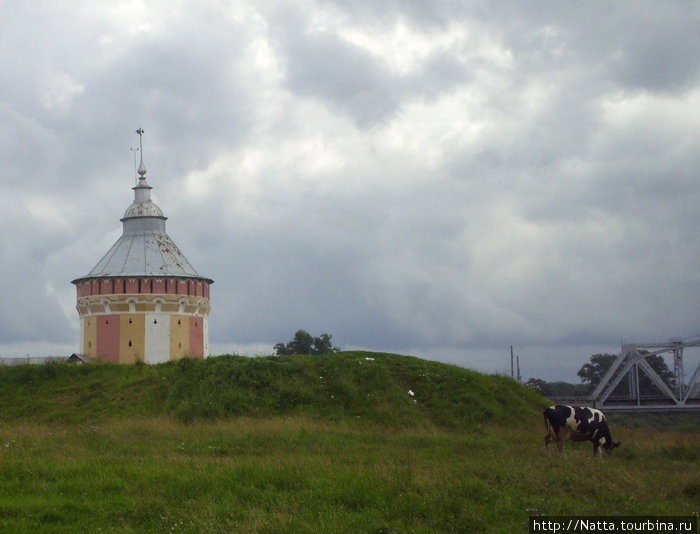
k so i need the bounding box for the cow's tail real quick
[543,407,553,432]
[542,407,557,454]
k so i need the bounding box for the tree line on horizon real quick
[525,352,676,397]
[273,330,340,356]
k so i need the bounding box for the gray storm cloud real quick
[1,1,699,381]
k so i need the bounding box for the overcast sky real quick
[2,1,699,381]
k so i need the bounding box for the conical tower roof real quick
[72,130,213,284]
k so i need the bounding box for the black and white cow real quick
[543,405,620,457]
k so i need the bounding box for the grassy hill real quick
[0,351,545,427]
[0,351,698,533]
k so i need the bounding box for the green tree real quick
[524,379,591,397]
[312,333,338,355]
[524,378,548,395]
[274,330,340,356]
[642,354,676,389]
[577,354,617,388]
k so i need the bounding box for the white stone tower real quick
[71,129,213,363]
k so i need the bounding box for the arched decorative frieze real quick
[153,297,165,313]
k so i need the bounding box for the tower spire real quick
[136,128,147,178]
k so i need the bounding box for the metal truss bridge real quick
[590,337,700,412]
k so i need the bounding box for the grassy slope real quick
[0,352,698,533]
[0,351,546,428]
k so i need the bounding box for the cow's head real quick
[602,439,621,454]
[594,436,621,456]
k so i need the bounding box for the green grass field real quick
[0,352,698,532]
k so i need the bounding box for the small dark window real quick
[154,319,157,324]
[105,319,109,324]
[129,318,132,324]
[128,340,132,347]
[178,319,181,325]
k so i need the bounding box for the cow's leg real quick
[544,434,553,456]
[593,441,603,457]
[556,439,567,459]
